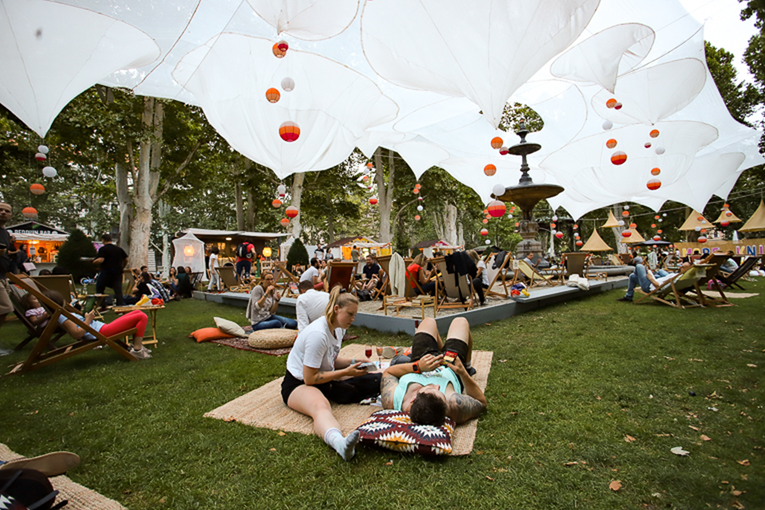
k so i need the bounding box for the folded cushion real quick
[357,409,454,456]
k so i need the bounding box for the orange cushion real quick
[189,327,235,343]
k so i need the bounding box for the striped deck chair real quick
[634,266,706,309]
[484,253,511,298]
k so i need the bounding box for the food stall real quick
[410,239,462,258]
[174,228,289,267]
[325,236,392,260]
[5,221,69,273]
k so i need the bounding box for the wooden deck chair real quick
[122,269,135,295]
[218,265,246,292]
[484,253,511,298]
[560,252,593,280]
[513,259,558,288]
[432,257,473,311]
[383,265,436,318]
[370,255,392,301]
[607,254,623,266]
[272,261,301,297]
[325,260,357,293]
[718,256,760,291]
[634,266,706,309]
[6,273,139,375]
[7,278,65,351]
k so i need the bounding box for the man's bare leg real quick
[415,317,442,348]
[446,317,472,364]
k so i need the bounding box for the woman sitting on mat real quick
[246,271,297,331]
[46,290,151,359]
[282,286,381,461]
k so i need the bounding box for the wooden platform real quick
[193,277,629,335]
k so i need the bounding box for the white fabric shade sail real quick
[0,0,762,218]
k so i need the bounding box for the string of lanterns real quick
[267,39,300,143]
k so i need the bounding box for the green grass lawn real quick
[1,282,763,509]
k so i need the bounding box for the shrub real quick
[56,228,97,282]
[286,238,309,268]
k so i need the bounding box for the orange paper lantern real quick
[265,88,280,103]
[575,240,583,247]
[657,229,663,234]
[30,183,45,195]
[550,223,556,229]
[629,223,637,229]
[272,43,286,58]
[272,199,282,208]
[366,162,374,168]
[653,235,661,241]
[487,200,506,218]
[622,211,630,217]
[649,129,660,138]
[285,206,299,218]
[484,164,496,176]
[280,217,290,226]
[491,137,503,149]
[651,167,661,176]
[651,223,656,228]
[413,188,419,194]
[698,236,707,243]
[482,218,488,224]
[654,215,660,219]
[279,121,300,142]
[610,151,627,165]
[369,198,378,205]
[647,179,661,191]
[606,139,617,149]
[22,206,37,218]
[606,98,617,108]
[415,215,421,221]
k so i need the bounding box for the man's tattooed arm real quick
[446,393,486,424]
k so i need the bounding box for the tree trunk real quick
[290,172,305,239]
[375,148,394,243]
[234,179,244,230]
[327,215,335,244]
[115,162,132,254]
[246,189,255,231]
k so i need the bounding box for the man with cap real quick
[617,256,678,302]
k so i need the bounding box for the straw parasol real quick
[580,229,612,251]
[713,206,742,224]
[601,210,621,228]
[619,228,645,243]
[739,199,765,232]
[678,209,711,231]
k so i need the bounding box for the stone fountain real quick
[492,121,564,260]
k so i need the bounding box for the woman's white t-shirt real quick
[286,316,343,380]
[477,260,489,286]
[209,253,218,271]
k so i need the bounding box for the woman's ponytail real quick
[325,285,359,324]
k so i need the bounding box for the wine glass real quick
[376,346,383,364]
[365,346,372,361]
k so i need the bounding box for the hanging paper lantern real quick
[657,229,663,234]
[700,228,707,234]
[655,146,665,155]
[22,207,37,219]
[698,236,707,243]
[629,222,637,229]
[606,139,617,149]
[621,211,630,217]
[514,222,519,227]
[553,214,559,220]
[499,146,509,156]
[651,223,656,228]
[606,98,617,108]
[482,218,488,224]
[555,232,563,239]
[651,167,661,176]
[415,183,421,189]
[485,214,491,220]
[369,197,378,205]
[550,222,556,228]
[653,235,661,241]
[277,40,289,52]
[725,211,733,217]
[575,240,583,247]
[650,129,660,138]
[30,183,45,195]
[417,205,424,211]
[413,188,419,194]
[573,224,578,230]
[484,164,497,176]
[281,77,295,91]
[654,215,660,220]
[35,152,46,161]
[696,216,704,221]
[418,196,423,201]
[617,220,625,226]
[721,221,730,227]
[663,213,667,217]
[366,162,374,168]
[659,218,663,222]
[724,203,730,208]
[362,175,369,182]
[271,198,282,208]
[279,121,300,142]
[277,184,286,196]
[694,226,701,232]
[575,233,580,239]
[491,184,505,196]
[265,88,281,103]
[602,120,613,130]
[368,186,373,190]
[414,215,421,221]
[37,145,49,154]
[272,42,287,58]
[491,137,503,149]
[621,231,632,238]
[280,217,290,226]
[644,142,652,149]
[487,200,506,218]
[610,151,627,165]
[614,102,623,110]
[285,206,299,218]
[42,166,57,178]
[647,179,661,190]
[624,206,630,211]
[480,228,489,236]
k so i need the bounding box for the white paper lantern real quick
[485,239,491,245]
[602,120,613,130]
[617,220,625,226]
[281,77,295,92]
[417,205,423,211]
[552,215,558,221]
[277,184,286,195]
[694,226,701,231]
[663,213,667,217]
[491,184,505,196]
[42,166,57,178]
[623,205,629,210]
[655,146,665,155]
[37,145,49,154]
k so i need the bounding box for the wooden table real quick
[111,305,165,348]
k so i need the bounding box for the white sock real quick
[323,428,359,461]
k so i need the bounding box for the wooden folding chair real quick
[218,265,243,292]
[718,256,760,291]
[432,257,473,312]
[383,266,436,318]
[325,260,358,293]
[484,253,511,298]
[370,255,391,301]
[7,279,65,351]
[634,266,706,309]
[512,259,557,288]
[122,269,135,295]
[6,273,139,375]
[272,261,301,297]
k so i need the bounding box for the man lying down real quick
[380,317,487,426]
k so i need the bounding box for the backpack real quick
[236,243,252,259]
[0,468,67,509]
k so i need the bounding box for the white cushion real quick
[214,317,247,337]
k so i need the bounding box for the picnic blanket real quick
[204,344,493,456]
[0,443,126,510]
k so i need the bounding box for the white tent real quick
[171,232,205,275]
[1,0,761,217]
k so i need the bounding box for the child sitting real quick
[20,293,50,328]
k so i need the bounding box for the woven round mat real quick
[248,329,298,349]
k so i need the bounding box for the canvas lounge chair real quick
[433,257,474,311]
[271,260,301,297]
[560,252,603,281]
[634,266,706,309]
[6,273,139,375]
[513,259,558,288]
[325,260,358,293]
[370,254,391,301]
[718,256,760,291]
[383,266,436,318]
[687,254,734,308]
[218,265,248,292]
[484,253,511,298]
[7,278,65,351]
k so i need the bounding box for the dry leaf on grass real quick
[486,476,495,482]
[385,461,393,466]
[747,364,757,368]
[268,448,276,451]
[625,435,636,443]
[609,480,622,491]
[732,490,743,496]
[689,425,699,431]
[223,416,236,422]
[737,459,750,466]
[732,501,745,509]
[563,462,579,466]
[277,431,286,436]
[701,435,711,441]
[671,446,690,456]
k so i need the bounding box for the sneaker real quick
[616,296,633,302]
[0,451,80,476]
[129,347,152,360]
[382,346,404,358]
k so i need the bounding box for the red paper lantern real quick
[649,129,660,138]
[484,164,496,176]
[575,240,583,247]
[30,183,45,195]
[725,211,732,217]
[651,167,661,176]
[285,206,299,218]
[482,218,488,224]
[698,236,707,243]
[266,88,280,103]
[644,142,652,149]
[491,137,503,149]
[369,197,378,205]
[272,43,287,58]
[415,215,421,221]
[487,200,506,218]
[610,151,627,165]
[721,221,730,227]
[280,217,290,226]
[277,40,289,52]
[606,138,617,149]
[606,98,617,108]
[647,179,661,190]
[555,232,563,239]
[22,206,37,218]
[271,199,282,208]
[614,102,623,110]
[621,231,632,238]
[279,121,300,142]
[499,146,509,155]
[480,228,489,236]
[653,235,661,241]
[35,153,46,161]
